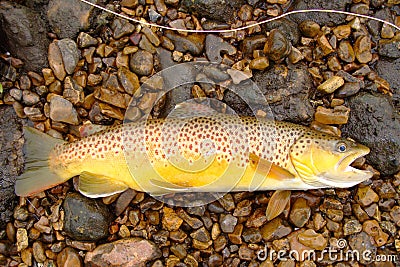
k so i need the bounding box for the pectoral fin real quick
[79,172,128,198]
[249,153,295,180]
[265,190,291,221]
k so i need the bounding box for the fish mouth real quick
[320,147,373,188]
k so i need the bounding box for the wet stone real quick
[348,232,377,265]
[130,50,154,76]
[57,247,82,267]
[165,31,205,56]
[170,244,187,259]
[335,82,361,98]
[84,238,161,267]
[242,228,262,243]
[77,32,98,48]
[239,244,255,260]
[142,27,161,47]
[264,29,291,62]
[354,35,372,63]
[63,76,85,105]
[32,241,46,263]
[16,228,28,252]
[378,35,400,58]
[316,34,334,56]
[19,75,31,90]
[260,218,292,241]
[63,192,111,241]
[233,199,252,217]
[289,198,311,228]
[49,95,79,125]
[299,20,320,38]
[112,18,135,39]
[48,41,66,81]
[190,227,211,242]
[205,34,236,63]
[357,186,380,207]
[57,39,80,75]
[343,219,362,236]
[162,207,183,231]
[246,208,268,228]
[139,35,157,53]
[228,224,243,244]
[297,229,327,250]
[249,57,269,70]
[220,214,238,233]
[314,105,350,125]
[94,87,128,109]
[208,254,223,267]
[317,76,344,94]
[363,220,389,246]
[22,90,40,106]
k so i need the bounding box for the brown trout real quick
[15,104,371,219]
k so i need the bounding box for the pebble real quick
[316,34,334,56]
[176,209,203,229]
[246,208,268,228]
[114,189,137,216]
[249,57,269,70]
[241,35,267,56]
[378,36,400,58]
[50,95,79,125]
[19,75,31,90]
[233,199,252,217]
[139,35,157,53]
[348,232,377,265]
[190,227,211,242]
[13,206,28,221]
[142,27,161,47]
[162,207,183,231]
[94,87,128,109]
[298,229,327,250]
[112,18,135,39]
[84,238,161,267]
[57,39,80,75]
[354,35,372,63]
[363,220,389,246]
[335,82,361,98]
[289,198,311,228]
[77,32,98,48]
[24,107,45,121]
[28,71,44,86]
[317,76,344,94]
[208,254,223,267]
[228,224,243,244]
[205,34,236,63]
[57,247,82,267]
[16,228,28,252]
[164,31,205,56]
[219,214,238,233]
[238,244,255,260]
[333,25,351,40]
[343,219,362,236]
[357,186,379,207]
[48,41,66,81]
[32,241,46,263]
[170,244,187,259]
[299,20,320,38]
[242,228,262,243]
[260,218,292,241]
[129,50,154,76]
[63,76,85,105]
[263,29,291,62]
[63,192,111,241]
[314,105,350,125]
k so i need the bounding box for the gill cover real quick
[289,131,372,188]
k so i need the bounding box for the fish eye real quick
[337,142,347,153]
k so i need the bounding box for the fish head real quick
[289,131,372,188]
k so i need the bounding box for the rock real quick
[0,106,23,229]
[335,82,361,98]
[220,214,238,233]
[57,39,80,74]
[84,238,161,267]
[348,232,377,265]
[316,34,334,56]
[249,64,314,123]
[337,40,355,63]
[343,219,362,236]
[362,220,389,246]
[289,198,311,228]
[94,87,128,109]
[129,50,154,76]
[63,192,111,241]
[22,90,40,106]
[299,20,321,38]
[249,57,269,70]
[16,228,28,251]
[317,76,344,94]
[290,0,352,26]
[242,228,262,243]
[190,227,211,242]
[260,218,292,241]
[180,0,245,23]
[77,32,98,48]
[205,34,236,63]
[164,31,205,56]
[24,107,46,121]
[47,0,98,39]
[57,247,82,267]
[263,29,291,62]
[241,35,267,56]
[378,35,400,59]
[342,93,400,176]
[0,2,49,71]
[233,199,252,217]
[356,186,379,207]
[297,229,328,250]
[111,18,135,39]
[354,36,372,64]
[263,18,300,45]
[314,105,350,125]
[32,241,46,263]
[333,25,351,40]
[162,207,183,231]
[63,76,85,105]
[376,58,400,108]
[48,41,67,81]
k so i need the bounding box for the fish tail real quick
[15,127,66,197]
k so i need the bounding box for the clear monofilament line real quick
[79,0,400,33]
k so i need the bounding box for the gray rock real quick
[47,0,99,39]
[0,1,50,72]
[57,39,80,75]
[376,58,400,108]
[0,106,23,230]
[290,0,352,26]
[63,192,111,241]
[50,95,80,125]
[219,214,238,233]
[348,232,377,265]
[205,34,236,63]
[378,37,400,59]
[225,63,314,123]
[111,18,135,39]
[180,0,245,23]
[129,50,154,76]
[342,92,400,176]
[164,31,205,56]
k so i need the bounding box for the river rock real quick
[342,92,400,176]
[129,50,154,76]
[84,238,161,267]
[290,0,352,26]
[164,31,205,56]
[0,2,50,71]
[263,29,291,62]
[263,18,300,45]
[376,58,400,108]
[47,0,99,39]
[348,232,377,265]
[57,39,80,75]
[180,0,245,23]
[63,192,111,241]
[57,247,83,267]
[205,34,236,63]
[378,35,400,59]
[0,106,23,229]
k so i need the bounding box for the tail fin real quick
[15,127,66,197]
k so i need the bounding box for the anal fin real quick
[265,190,291,221]
[79,171,128,198]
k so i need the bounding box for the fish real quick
[15,103,372,220]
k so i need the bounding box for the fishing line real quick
[80,0,400,33]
